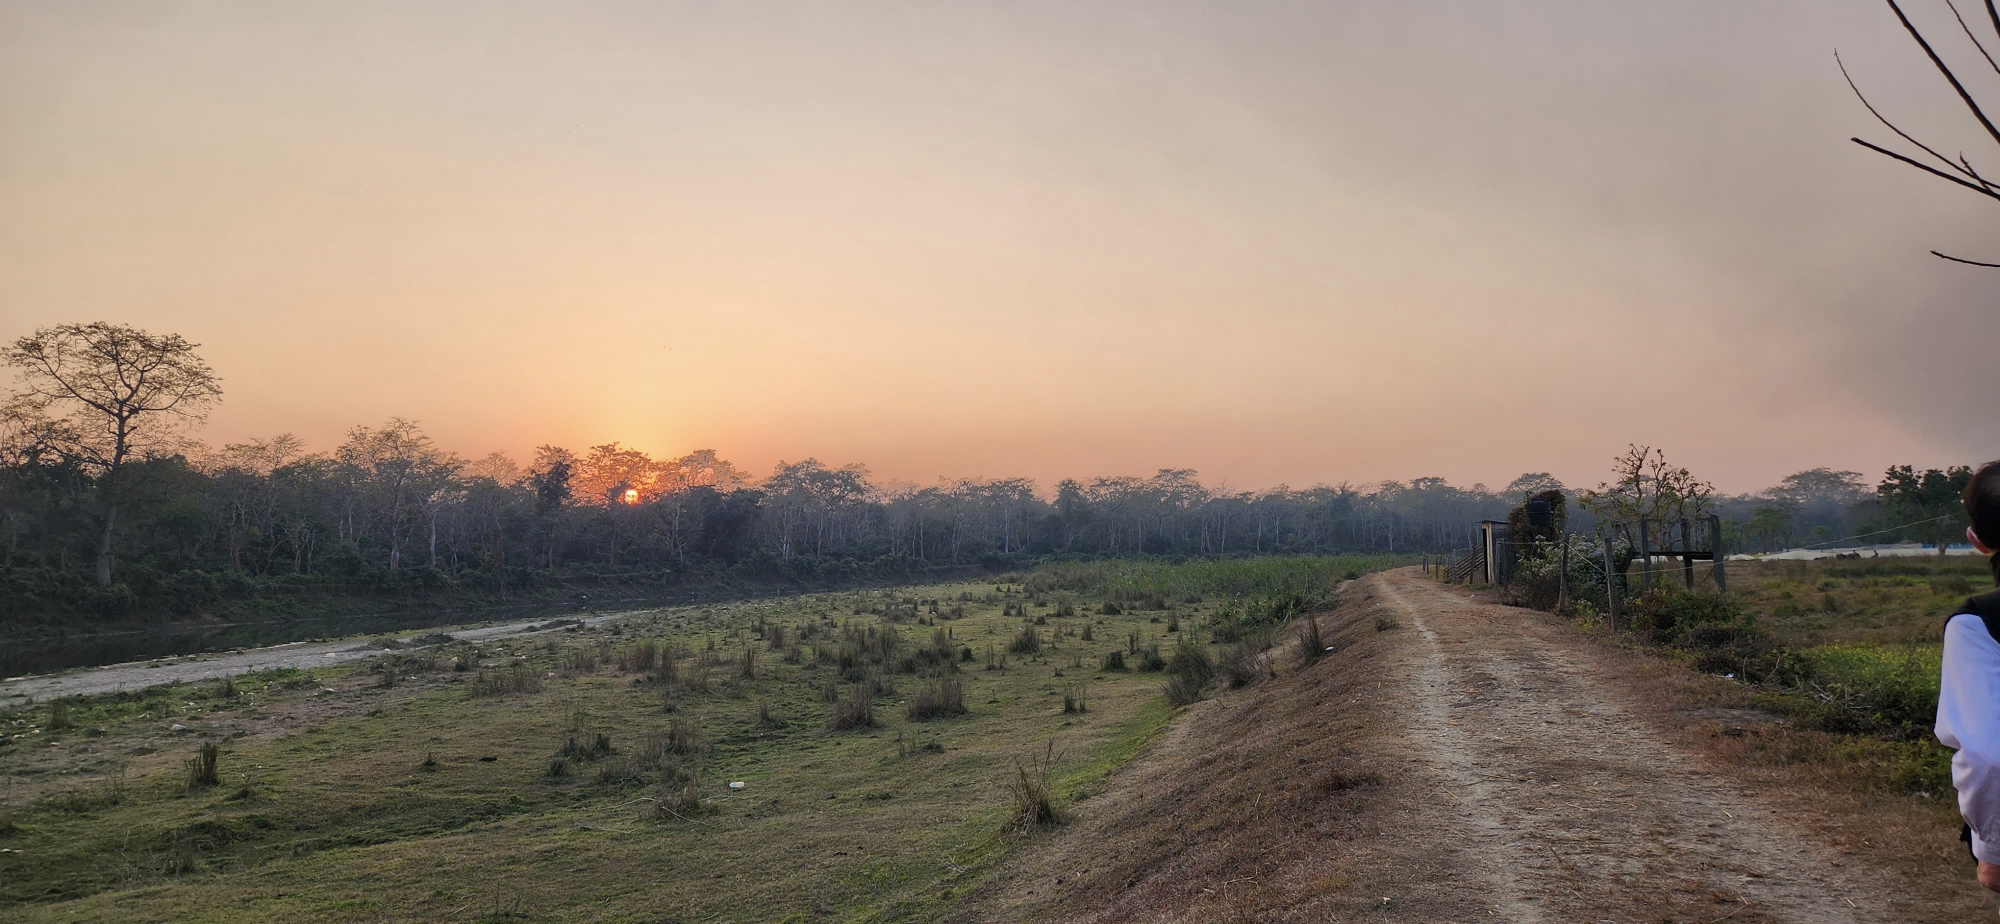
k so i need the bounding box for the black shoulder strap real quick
[1953,591,2000,644]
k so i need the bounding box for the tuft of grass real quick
[1163,675,1203,707]
[1298,615,1326,664]
[185,742,220,791]
[650,777,713,821]
[621,639,660,673]
[47,699,73,732]
[1374,613,1400,632]
[1100,650,1126,671]
[567,647,604,672]
[1008,624,1043,656]
[1008,741,1065,833]
[557,730,614,762]
[1167,636,1213,686]
[480,664,542,696]
[907,678,968,721]
[1217,643,1261,689]
[829,685,878,730]
[1062,684,1088,714]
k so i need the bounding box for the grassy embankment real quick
[0,554,1399,923]
[1589,555,1990,793]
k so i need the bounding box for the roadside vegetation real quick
[1510,555,1987,795]
[0,555,1383,923]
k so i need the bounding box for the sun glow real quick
[621,487,640,505]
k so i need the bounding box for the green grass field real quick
[1620,556,1995,790]
[0,555,1394,923]
[1728,555,1991,647]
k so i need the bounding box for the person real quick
[1938,459,2000,892]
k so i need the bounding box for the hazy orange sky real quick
[3,1,1997,494]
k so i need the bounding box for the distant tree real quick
[573,442,656,506]
[463,452,522,486]
[3,323,222,586]
[1504,472,1566,499]
[336,419,457,572]
[1580,445,1713,526]
[1744,506,1796,553]
[530,446,574,511]
[1507,489,1568,547]
[1769,468,1869,508]
[528,446,574,568]
[1877,464,1972,551]
[1843,0,2000,265]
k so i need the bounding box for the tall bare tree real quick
[1845,0,2000,265]
[3,323,222,585]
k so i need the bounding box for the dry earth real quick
[957,568,1989,923]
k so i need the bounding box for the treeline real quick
[0,417,1545,624]
[0,325,1974,628]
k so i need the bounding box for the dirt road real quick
[0,611,641,706]
[962,568,1971,922]
[1372,570,1910,922]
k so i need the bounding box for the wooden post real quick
[1557,532,1569,610]
[1710,514,1727,593]
[1680,518,1695,589]
[1637,519,1652,593]
[1603,535,1619,631]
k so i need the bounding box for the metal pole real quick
[1603,535,1619,632]
[1637,519,1652,594]
[1557,532,1569,610]
[1680,517,1694,589]
[1710,514,1726,593]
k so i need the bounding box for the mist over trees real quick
[0,325,1980,626]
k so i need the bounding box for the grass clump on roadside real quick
[1008,742,1065,833]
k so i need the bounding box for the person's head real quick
[1965,460,2000,583]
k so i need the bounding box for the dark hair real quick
[1966,460,2000,585]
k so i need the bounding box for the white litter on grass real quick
[170,723,187,731]
[729,781,746,790]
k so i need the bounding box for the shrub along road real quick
[966,569,1969,922]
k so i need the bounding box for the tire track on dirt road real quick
[1377,570,1894,922]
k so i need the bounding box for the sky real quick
[2,0,1998,496]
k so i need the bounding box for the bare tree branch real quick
[1838,50,1990,184]
[1932,249,2000,265]
[1852,136,2000,200]
[1947,0,2000,76]
[1886,0,2000,148]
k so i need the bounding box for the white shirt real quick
[1938,612,2000,863]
